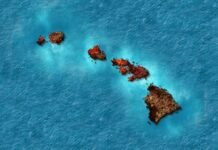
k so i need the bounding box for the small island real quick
[49,32,64,44]
[37,35,45,45]
[145,84,181,124]
[111,58,149,81]
[88,45,106,60]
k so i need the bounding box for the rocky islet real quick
[49,32,64,44]
[36,35,46,45]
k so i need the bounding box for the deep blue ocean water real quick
[0,0,218,149]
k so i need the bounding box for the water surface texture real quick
[0,0,218,149]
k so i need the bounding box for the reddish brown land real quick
[128,64,150,81]
[88,45,106,60]
[119,67,128,75]
[111,58,149,81]
[49,32,64,44]
[111,59,130,66]
[145,84,181,124]
[37,35,45,45]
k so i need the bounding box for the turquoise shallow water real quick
[0,0,218,149]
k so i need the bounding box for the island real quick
[88,45,106,60]
[49,32,64,44]
[37,35,45,45]
[145,84,181,124]
[111,58,150,81]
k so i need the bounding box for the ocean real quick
[0,0,218,149]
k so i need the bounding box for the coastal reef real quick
[145,84,181,124]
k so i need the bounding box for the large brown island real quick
[145,84,181,124]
